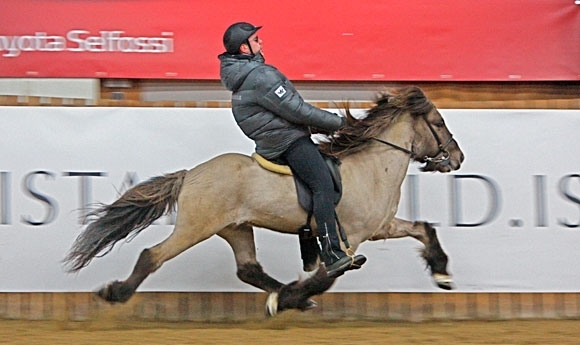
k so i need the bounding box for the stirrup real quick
[325,254,367,278]
[345,247,366,269]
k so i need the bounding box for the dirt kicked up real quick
[2,317,580,345]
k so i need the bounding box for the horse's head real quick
[318,86,464,173]
[373,86,464,172]
[411,105,464,173]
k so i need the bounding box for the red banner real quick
[0,0,578,81]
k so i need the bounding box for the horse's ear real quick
[338,101,355,123]
[377,95,399,112]
[402,86,431,115]
[375,93,392,107]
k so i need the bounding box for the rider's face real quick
[244,33,262,55]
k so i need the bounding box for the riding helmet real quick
[223,22,262,54]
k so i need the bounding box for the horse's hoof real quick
[304,299,318,310]
[94,281,134,303]
[265,292,279,317]
[437,281,454,290]
[95,284,115,303]
[433,274,454,290]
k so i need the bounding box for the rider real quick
[218,22,366,278]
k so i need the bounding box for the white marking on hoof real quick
[433,273,454,290]
[265,292,279,317]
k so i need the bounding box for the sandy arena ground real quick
[2,317,580,345]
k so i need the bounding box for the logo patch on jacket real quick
[275,85,287,98]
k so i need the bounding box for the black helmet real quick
[223,22,262,54]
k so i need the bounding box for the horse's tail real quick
[64,169,188,273]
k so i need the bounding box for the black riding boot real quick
[319,223,366,278]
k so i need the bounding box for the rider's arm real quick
[254,67,345,131]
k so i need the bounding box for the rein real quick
[371,114,453,165]
[371,137,413,155]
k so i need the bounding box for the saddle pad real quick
[252,153,292,175]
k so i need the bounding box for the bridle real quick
[372,114,453,166]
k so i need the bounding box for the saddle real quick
[251,152,342,212]
[252,152,347,272]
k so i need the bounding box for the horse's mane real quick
[318,86,434,158]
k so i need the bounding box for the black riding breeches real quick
[279,136,336,235]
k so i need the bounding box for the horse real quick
[64,85,464,316]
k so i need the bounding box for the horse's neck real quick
[341,119,414,226]
[343,118,413,185]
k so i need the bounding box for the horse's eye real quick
[434,121,445,128]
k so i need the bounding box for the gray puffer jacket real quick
[218,52,345,160]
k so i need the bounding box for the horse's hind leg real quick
[97,219,217,303]
[218,224,333,315]
[96,247,156,303]
[217,223,284,293]
[369,218,453,290]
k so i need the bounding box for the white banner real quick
[0,107,579,292]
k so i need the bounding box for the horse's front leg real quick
[369,218,453,290]
[218,224,333,316]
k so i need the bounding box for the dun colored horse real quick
[65,86,464,315]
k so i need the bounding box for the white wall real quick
[0,106,579,293]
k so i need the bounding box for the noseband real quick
[372,114,453,165]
